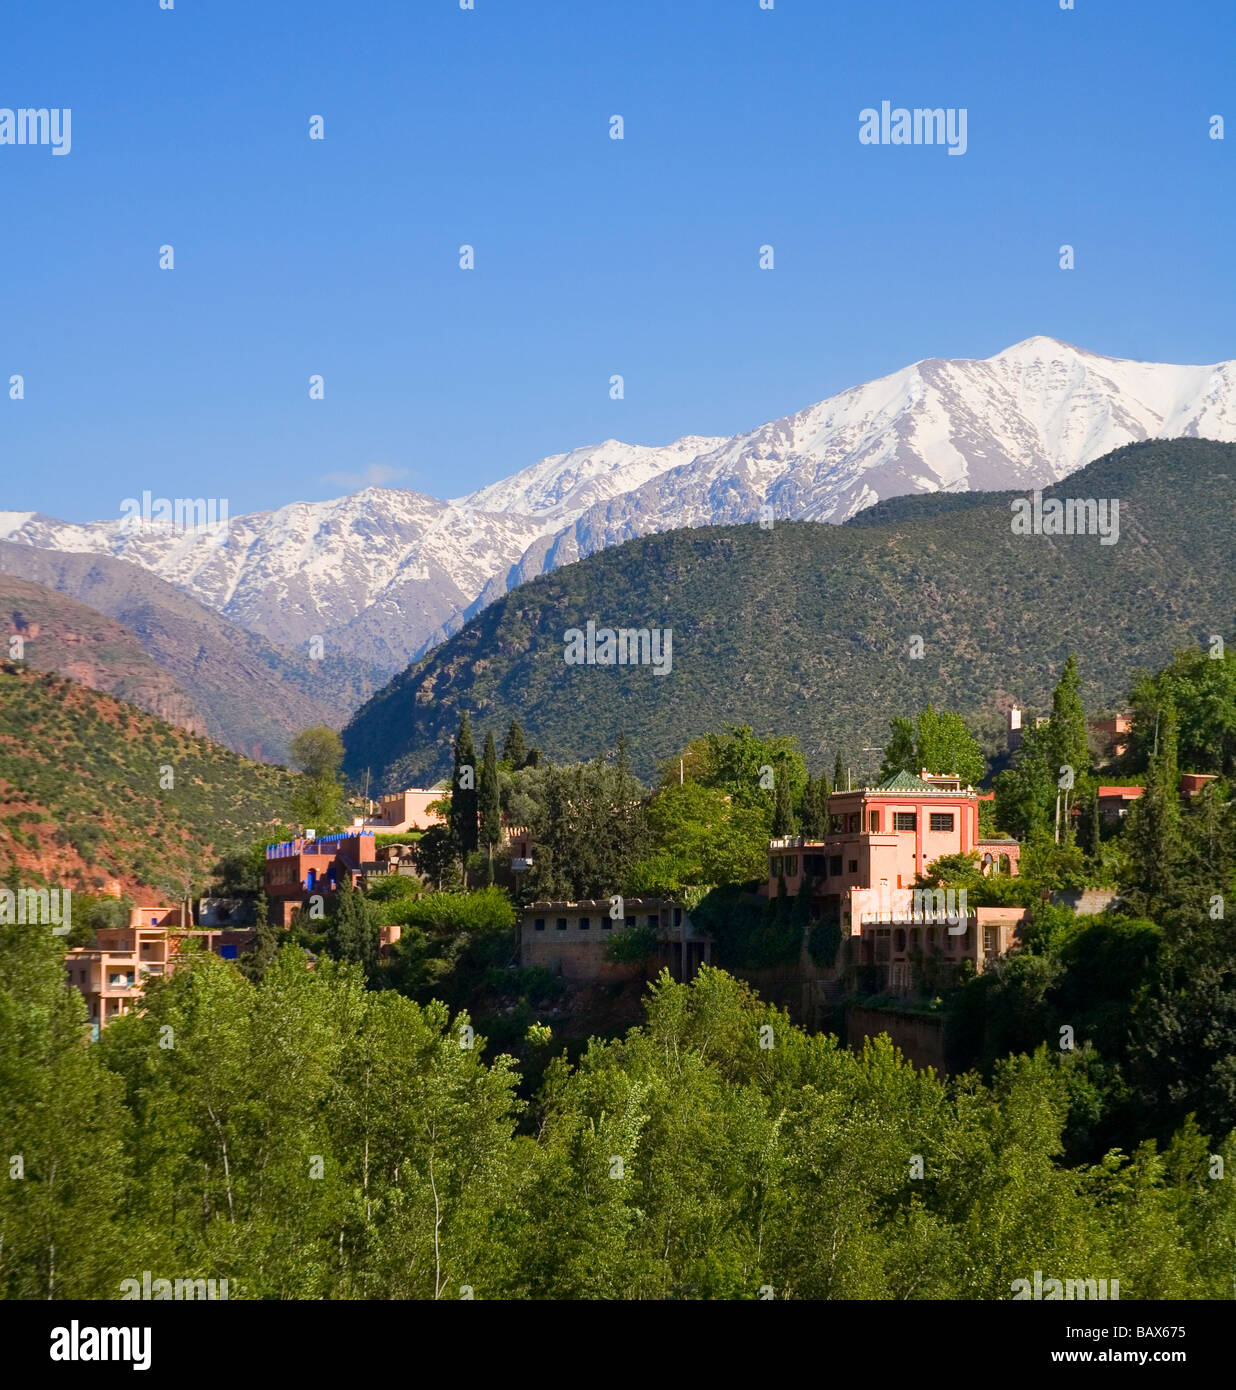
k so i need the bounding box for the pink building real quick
[1095,785,1143,823]
[764,770,1024,996]
[64,904,253,1036]
[364,790,444,834]
[264,830,377,926]
[1089,713,1133,760]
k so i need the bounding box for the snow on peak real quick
[6,338,1234,673]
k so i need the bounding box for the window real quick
[784,855,799,876]
[869,810,880,832]
[673,908,682,926]
[578,917,590,930]
[926,927,937,949]
[895,928,906,953]
[770,856,783,876]
[847,859,858,873]
[847,814,859,832]
[555,918,568,931]
[602,918,613,930]
[929,813,954,832]
[533,917,545,931]
[829,855,842,876]
[893,812,917,831]
[625,916,636,928]
[647,915,658,928]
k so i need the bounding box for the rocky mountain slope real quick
[0,543,380,763]
[0,574,207,735]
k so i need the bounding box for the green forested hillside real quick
[344,439,1236,787]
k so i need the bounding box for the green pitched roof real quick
[873,770,936,792]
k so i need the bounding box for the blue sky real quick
[1,0,1232,522]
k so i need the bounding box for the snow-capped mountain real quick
[455,434,727,521]
[470,337,1236,608]
[0,492,549,671]
[3,337,1234,671]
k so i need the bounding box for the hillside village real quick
[5,624,1234,1306]
[40,646,1230,1085]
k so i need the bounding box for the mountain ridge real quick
[340,437,1236,788]
[4,338,1233,672]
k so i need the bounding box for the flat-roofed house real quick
[764,770,1025,996]
[519,896,711,983]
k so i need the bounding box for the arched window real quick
[981,853,994,875]
[999,854,1012,875]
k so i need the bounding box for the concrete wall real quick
[1050,888,1121,916]
[520,935,642,982]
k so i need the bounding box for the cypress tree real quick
[451,712,479,859]
[800,775,830,838]
[1048,653,1092,781]
[1047,653,1093,845]
[1133,700,1182,901]
[772,772,795,836]
[503,720,528,770]
[327,877,376,974]
[799,775,818,837]
[479,730,501,880]
[833,751,846,793]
